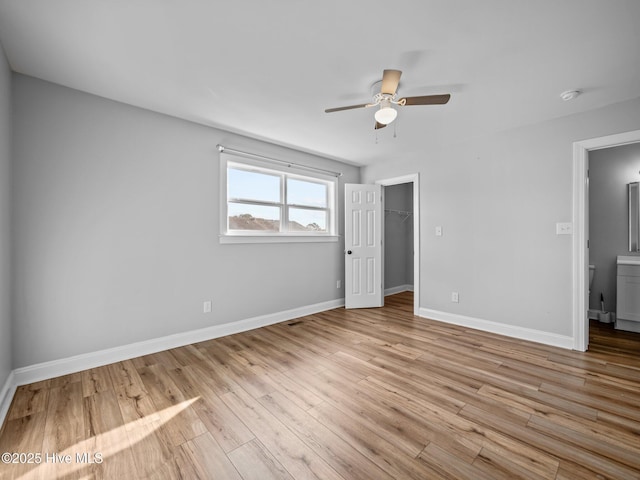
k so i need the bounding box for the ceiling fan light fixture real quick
[374,106,397,125]
[324,69,451,127]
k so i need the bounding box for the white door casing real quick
[345,183,383,309]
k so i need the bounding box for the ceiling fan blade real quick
[381,69,402,95]
[374,121,387,130]
[325,103,371,113]
[400,94,451,106]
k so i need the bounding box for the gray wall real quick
[12,74,359,368]
[0,47,11,389]
[363,97,640,337]
[384,183,413,290]
[589,142,640,313]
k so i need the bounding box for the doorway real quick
[573,129,640,351]
[377,174,420,316]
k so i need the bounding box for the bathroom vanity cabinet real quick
[616,256,640,333]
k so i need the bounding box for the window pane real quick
[287,178,327,207]
[288,208,327,232]
[228,167,281,203]
[228,203,280,231]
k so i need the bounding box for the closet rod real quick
[217,145,343,177]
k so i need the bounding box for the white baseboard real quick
[2,297,344,428]
[418,308,574,350]
[385,284,414,296]
[0,370,16,427]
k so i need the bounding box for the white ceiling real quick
[1,0,639,166]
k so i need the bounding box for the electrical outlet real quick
[203,301,212,313]
[451,292,459,303]
[556,222,573,235]
[337,280,342,289]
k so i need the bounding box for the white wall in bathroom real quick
[589,142,640,313]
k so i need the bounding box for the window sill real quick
[219,235,340,244]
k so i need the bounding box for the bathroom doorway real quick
[573,130,640,351]
[378,174,420,316]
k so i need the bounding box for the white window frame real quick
[219,152,339,244]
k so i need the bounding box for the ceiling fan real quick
[325,69,450,129]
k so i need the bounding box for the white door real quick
[345,183,383,309]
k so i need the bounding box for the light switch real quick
[435,226,443,237]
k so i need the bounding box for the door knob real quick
[347,250,352,255]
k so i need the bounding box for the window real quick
[220,153,338,243]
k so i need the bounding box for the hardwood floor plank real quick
[539,381,640,422]
[227,438,295,480]
[221,387,345,480]
[0,412,46,480]
[125,420,175,478]
[166,344,209,366]
[308,402,446,480]
[474,431,560,480]
[471,445,555,480]
[259,368,324,412]
[596,409,640,439]
[166,363,255,453]
[49,372,82,389]
[535,405,640,453]
[185,359,240,397]
[418,442,498,480]
[107,360,159,428]
[42,382,84,454]
[81,367,112,398]
[265,321,341,358]
[137,364,207,446]
[258,390,394,480]
[528,413,640,470]
[180,432,242,480]
[7,381,50,420]
[84,389,125,438]
[476,384,600,422]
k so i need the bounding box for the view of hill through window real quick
[229,213,323,232]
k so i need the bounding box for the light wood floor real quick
[1,292,640,479]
